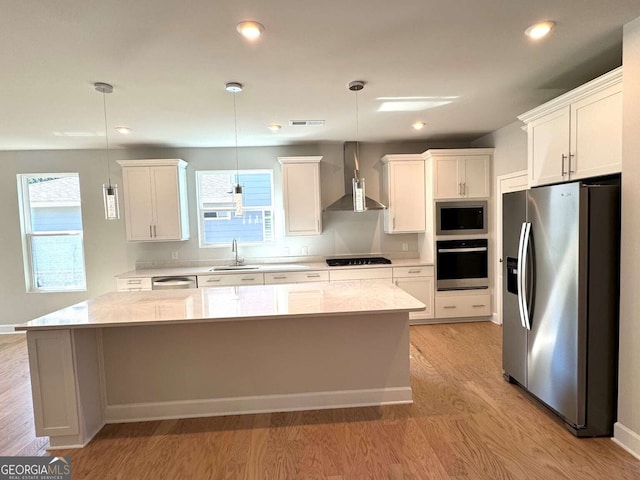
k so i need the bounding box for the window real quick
[196,170,274,247]
[18,174,87,292]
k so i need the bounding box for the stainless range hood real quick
[324,142,386,211]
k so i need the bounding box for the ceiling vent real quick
[289,120,325,127]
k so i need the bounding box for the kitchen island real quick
[17,281,424,449]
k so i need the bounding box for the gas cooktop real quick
[325,257,392,267]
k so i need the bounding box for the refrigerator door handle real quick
[516,223,528,329]
[521,222,532,331]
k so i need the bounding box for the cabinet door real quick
[434,157,463,199]
[394,276,434,319]
[122,167,154,241]
[387,161,425,232]
[570,83,622,180]
[151,166,183,240]
[462,156,490,198]
[528,106,571,187]
[282,163,321,235]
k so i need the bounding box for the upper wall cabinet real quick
[381,154,426,233]
[518,67,622,187]
[117,159,190,242]
[278,156,322,236]
[425,149,492,199]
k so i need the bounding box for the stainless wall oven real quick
[436,238,488,290]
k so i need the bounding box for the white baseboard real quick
[410,317,491,326]
[613,422,640,460]
[0,325,23,334]
[105,387,413,423]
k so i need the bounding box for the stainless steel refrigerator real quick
[502,180,620,437]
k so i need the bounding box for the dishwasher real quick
[151,276,197,290]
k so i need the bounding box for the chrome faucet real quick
[231,238,241,265]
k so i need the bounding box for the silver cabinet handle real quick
[149,225,153,238]
[408,269,421,274]
[127,279,142,285]
[462,182,466,196]
[206,278,222,283]
[458,182,462,196]
[443,305,456,309]
[561,154,568,176]
[569,152,575,174]
[472,304,486,308]
[241,277,256,281]
[306,274,321,278]
[273,275,287,280]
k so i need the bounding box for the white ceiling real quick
[3,0,640,151]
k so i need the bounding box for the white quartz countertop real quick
[116,258,433,279]
[16,281,426,331]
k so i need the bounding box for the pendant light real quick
[349,80,366,212]
[95,82,120,220]
[226,82,244,216]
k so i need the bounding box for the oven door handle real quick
[437,247,487,253]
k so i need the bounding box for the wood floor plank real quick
[2,324,640,479]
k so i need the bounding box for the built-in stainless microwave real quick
[436,200,487,235]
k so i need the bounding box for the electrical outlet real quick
[402,243,409,251]
[171,251,179,260]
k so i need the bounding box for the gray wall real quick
[472,121,527,176]
[1,139,467,327]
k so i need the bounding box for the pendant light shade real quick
[95,82,120,220]
[226,82,244,216]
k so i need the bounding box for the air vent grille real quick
[289,120,325,127]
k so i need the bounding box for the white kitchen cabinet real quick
[425,149,492,199]
[393,265,434,322]
[278,156,322,236]
[381,155,425,233]
[117,159,190,242]
[197,273,264,287]
[116,277,152,292]
[264,270,329,284]
[435,292,491,319]
[519,67,622,187]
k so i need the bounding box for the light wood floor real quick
[2,323,640,479]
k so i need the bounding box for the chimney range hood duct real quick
[324,142,386,211]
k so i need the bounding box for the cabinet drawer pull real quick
[273,275,287,280]
[561,154,568,176]
[149,225,153,238]
[472,304,486,308]
[306,274,321,278]
[127,280,142,284]
[443,305,456,309]
[569,152,575,174]
[408,269,421,274]
[206,278,222,283]
[241,277,256,281]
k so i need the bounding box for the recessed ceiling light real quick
[115,126,131,135]
[267,124,281,132]
[525,21,555,40]
[237,21,265,40]
[412,121,426,130]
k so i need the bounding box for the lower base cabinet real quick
[393,266,434,322]
[435,292,491,319]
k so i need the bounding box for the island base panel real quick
[101,313,412,422]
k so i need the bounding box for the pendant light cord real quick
[233,91,239,184]
[101,90,112,186]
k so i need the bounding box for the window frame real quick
[195,169,275,248]
[17,173,87,293]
